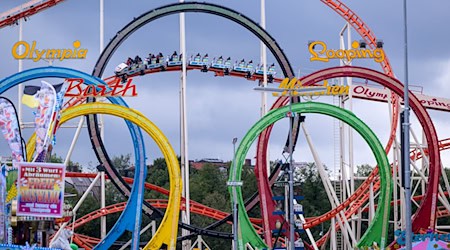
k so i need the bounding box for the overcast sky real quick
[1,0,450,178]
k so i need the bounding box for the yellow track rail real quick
[26,103,181,249]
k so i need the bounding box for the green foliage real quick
[357,164,374,177]
[294,163,331,240]
[48,153,81,172]
[112,153,132,177]
[65,156,374,249]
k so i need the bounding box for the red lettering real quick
[110,80,124,96]
[64,79,84,97]
[353,85,364,94]
[114,79,137,96]
[64,78,137,97]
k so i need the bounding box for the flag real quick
[22,82,64,109]
[21,85,41,108]
[0,97,23,163]
[34,81,57,162]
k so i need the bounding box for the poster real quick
[16,162,65,218]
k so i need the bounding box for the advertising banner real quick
[0,98,23,163]
[351,84,450,112]
[16,162,65,218]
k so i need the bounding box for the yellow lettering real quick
[78,49,88,59]
[335,49,345,59]
[61,49,72,61]
[359,49,373,58]
[373,48,385,63]
[345,50,356,62]
[339,86,349,95]
[12,41,29,59]
[34,49,45,62]
[309,41,328,62]
[46,49,60,59]
[309,40,384,63]
[29,41,36,59]
[331,86,340,95]
[11,41,88,61]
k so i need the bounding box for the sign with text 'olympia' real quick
[351,84,450,112]
[309,40,385,63]
[12,40,88,62]
[16,162,65,218]
[272,78,349,97]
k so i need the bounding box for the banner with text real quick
[351,84,450,112]
[16,162,65,218]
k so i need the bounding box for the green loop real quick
[228,102,392,249]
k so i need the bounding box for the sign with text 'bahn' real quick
[16,162,65,218]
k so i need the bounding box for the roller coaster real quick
[1,1,450,250]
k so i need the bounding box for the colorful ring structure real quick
[25,103,182,249]
[0,67,155,249]
[228,101,392,249]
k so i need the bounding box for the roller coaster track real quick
[88,2,301,247]
[258,66,440,247]
[229,101,392,248]
[253,1,400,245]
[52,103,181,250]
[314,137,450,246]
[0,68,182,249]
[2,1,441,248]
[296,66,440,244]
[63,172,262,225]
[0,0,65,29]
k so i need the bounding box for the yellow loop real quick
[26,103,181,249]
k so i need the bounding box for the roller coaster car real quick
[115,62,146,77]
[254,64,276,82]
[145,60,165,70]
[232,60,253,78]
[167,52,182,67]
[188,54,209,72]
[210,57,231,75]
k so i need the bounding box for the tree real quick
[48,153,81,172]
[357,164,374,177]
[112,153,132,177]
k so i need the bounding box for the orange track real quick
[27,0,438,247]
[0,0,66,29]
[65,172,263,224]
[313,137,450,246]
[67,198,261,231]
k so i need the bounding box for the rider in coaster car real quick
[135,55,142,64]
[156,52,163,63]
[238,59,245,68]
[225,57,231,66]
[170,51,178,61]
[126,57,134,66]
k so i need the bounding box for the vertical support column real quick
[402,1,412,248]
[393,139,399,233]
[99,0,106,240]
[179,2,191,249]
[18,19,23,126]
[346,24,355,229]
[260,0,270,177]
[369,182,375,222]
[331,217,337,250]
[287,100,295,250]
[421,132,426,196]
